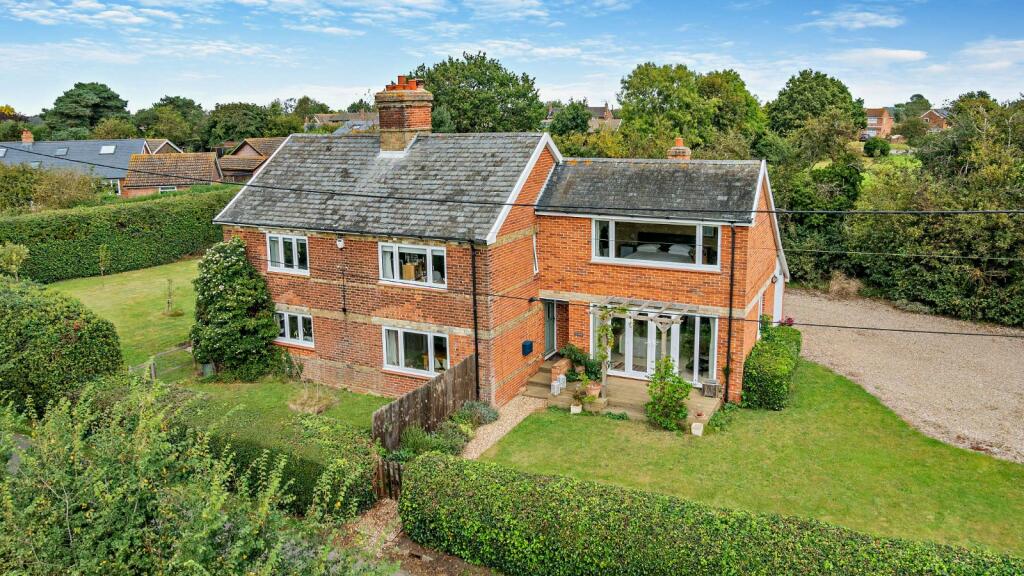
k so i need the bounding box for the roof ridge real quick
[563,157,762,165]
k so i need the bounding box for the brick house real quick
[920,108,951,132]
[122,152,221,198]
[214,76,789,407]
[862,107,894,139]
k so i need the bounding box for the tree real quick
[697,69,767,138]
[0,105,24,122]
[644,358,689,431]
[765,70,865,136]
[293,95,331,118]
[618,62,715,146]
[0,242,28,280]
[548,99,591,136]
[863,137,891,157]
[190,238,280,379]
[894,116,928,145]
[0,376,392,575]
[346,98,374,113]
[137,105,192,146]
[787,107,860,166]
[411,52,546,133]
[892,93,931,122]
[201,102,272,148]
[49,126,91,141]
[41,82,128,131]
[91,116,137,139]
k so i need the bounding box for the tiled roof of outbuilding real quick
[215,133,547,242]
[219,156,266,172]
[537,158,763,223]
[124,152,221,188]
[234,137,286,157]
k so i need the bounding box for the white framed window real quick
[592,218,721,270]
[158,185,177,193]
[267,234,309,275]
[532,233,539,275]
[99,145,116,154]
[274,311,314,347]
[379,242,446,287]
[107,179,121,195]
[382,327,449,376]
[0,148,6,158]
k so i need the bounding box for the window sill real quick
[267,267,310,277]
[274,339,314,350]
[589,257,721,274]
[382,366,440,379]
[378,279,447,291]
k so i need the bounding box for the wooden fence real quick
[371,355,478,498]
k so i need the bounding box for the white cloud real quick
[465,0,547,21]
[829,48,927,64]
[285,23,364,36]
[797,9,904,31]
[1,0,186,27]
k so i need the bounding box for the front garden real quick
[482,361,1024,556]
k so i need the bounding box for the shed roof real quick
[124,152,221,188]
[0,138,147,179]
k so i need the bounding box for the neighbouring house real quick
[306,112,348,129]
[862,107,894,139]
[543,102,622,132]
[219,137,286,182]
[332,112,380,135]
[0,131,150,194]
[215,75,788,410]
[920,108,951,132]
[122,152,221,197]
[145,138,182,154]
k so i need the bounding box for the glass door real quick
[543,301,556,357]
[629,318,649,374]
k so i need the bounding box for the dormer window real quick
[99,145,116,154]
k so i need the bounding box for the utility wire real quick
[744,245,1024,262]
[7,145,1024,217]
[242,253,1024,339]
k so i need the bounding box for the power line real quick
[7,145,1024,217]
[745,245,1024,262]
[240,253,1024,339]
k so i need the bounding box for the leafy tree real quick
[548,99,591,136]
[201,102,272,148]
[190,238,280,379]
[697,69,767,138]
[90,116,137,139]
[0,376,393,575]
[0,120,30,141]
[692,128,753,160]
[268,112,304,136]
[137,105,193,146]
[431,103,456,133]
[863,137,890,157]
[0,242,28,280]
[552,129,625,158]
[41,82,128,131]
[618,62,715,146]
[894,116,928,144]
[411,52,546,132]
[765,69,865,136]
[787,107,859,166]
[50,126,91,140]
[752,131,792,164]
[152,95,205,123]
[892,93,931,122]
[292,95,331,118]
[346,98,374,113]
[0,105,24,122]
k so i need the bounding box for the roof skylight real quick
[99,145,116,154]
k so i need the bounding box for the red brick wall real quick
[121,186,159,198]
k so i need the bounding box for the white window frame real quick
[107,179,121,196]
[274,311,314,347]
[591,218,722,272]
[0,148,6,158]
[532,233,539,275]
[266,233,310,276]
[378,242,447,288]
[158,185,177,193]
[381,326,449,377]
[99,145,116,154]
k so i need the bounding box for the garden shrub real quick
[0,185,235,282]
[190,238,281,380]
[400,454,1024,576]
[0,278,122,413]
[742,325,801,410]
[452,400,499,427]
[863,136,891,157]
[706,402,739,433]
[559,343,601,381]
[644,358,689,431]
[398,422,470,460]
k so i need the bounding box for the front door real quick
[543,301,556,357]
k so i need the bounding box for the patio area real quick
[522,358,721,426]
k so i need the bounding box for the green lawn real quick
[49,259,199,367]
[185,378,390,433]
[483,361,1024,555]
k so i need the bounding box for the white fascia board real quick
[484,133,562,245]
[214,133,294,224]
[759,160,791,281]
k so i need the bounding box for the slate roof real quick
[124,152,221,188]
[536,158,763,223]
[0,138,147,179]
[215,132,546,241]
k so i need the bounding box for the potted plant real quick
[580,371,601,399]
[570,384,588,414]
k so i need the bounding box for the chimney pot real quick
[376,74,434,152]
[667,137,691,161]
[674,137,684,147]
[21,129,33,144]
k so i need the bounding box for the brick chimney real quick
[667,137,691,161]
[21,129,33,144]
[375,75,433,152]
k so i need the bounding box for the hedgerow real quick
[0,186,236,283]
[0,278,122,413]
[742,324,801,410]
[400,454,1024,576]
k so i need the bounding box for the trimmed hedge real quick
[742,324,802,410]
[0,186,236,283]
[400,454,1024,576]
[0,279,122,413]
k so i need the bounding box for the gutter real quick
[724,222,737,404]
[469,240,482,400]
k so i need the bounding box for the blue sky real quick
[2,0,1023,114]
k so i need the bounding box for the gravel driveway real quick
[785,289,1024,464]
